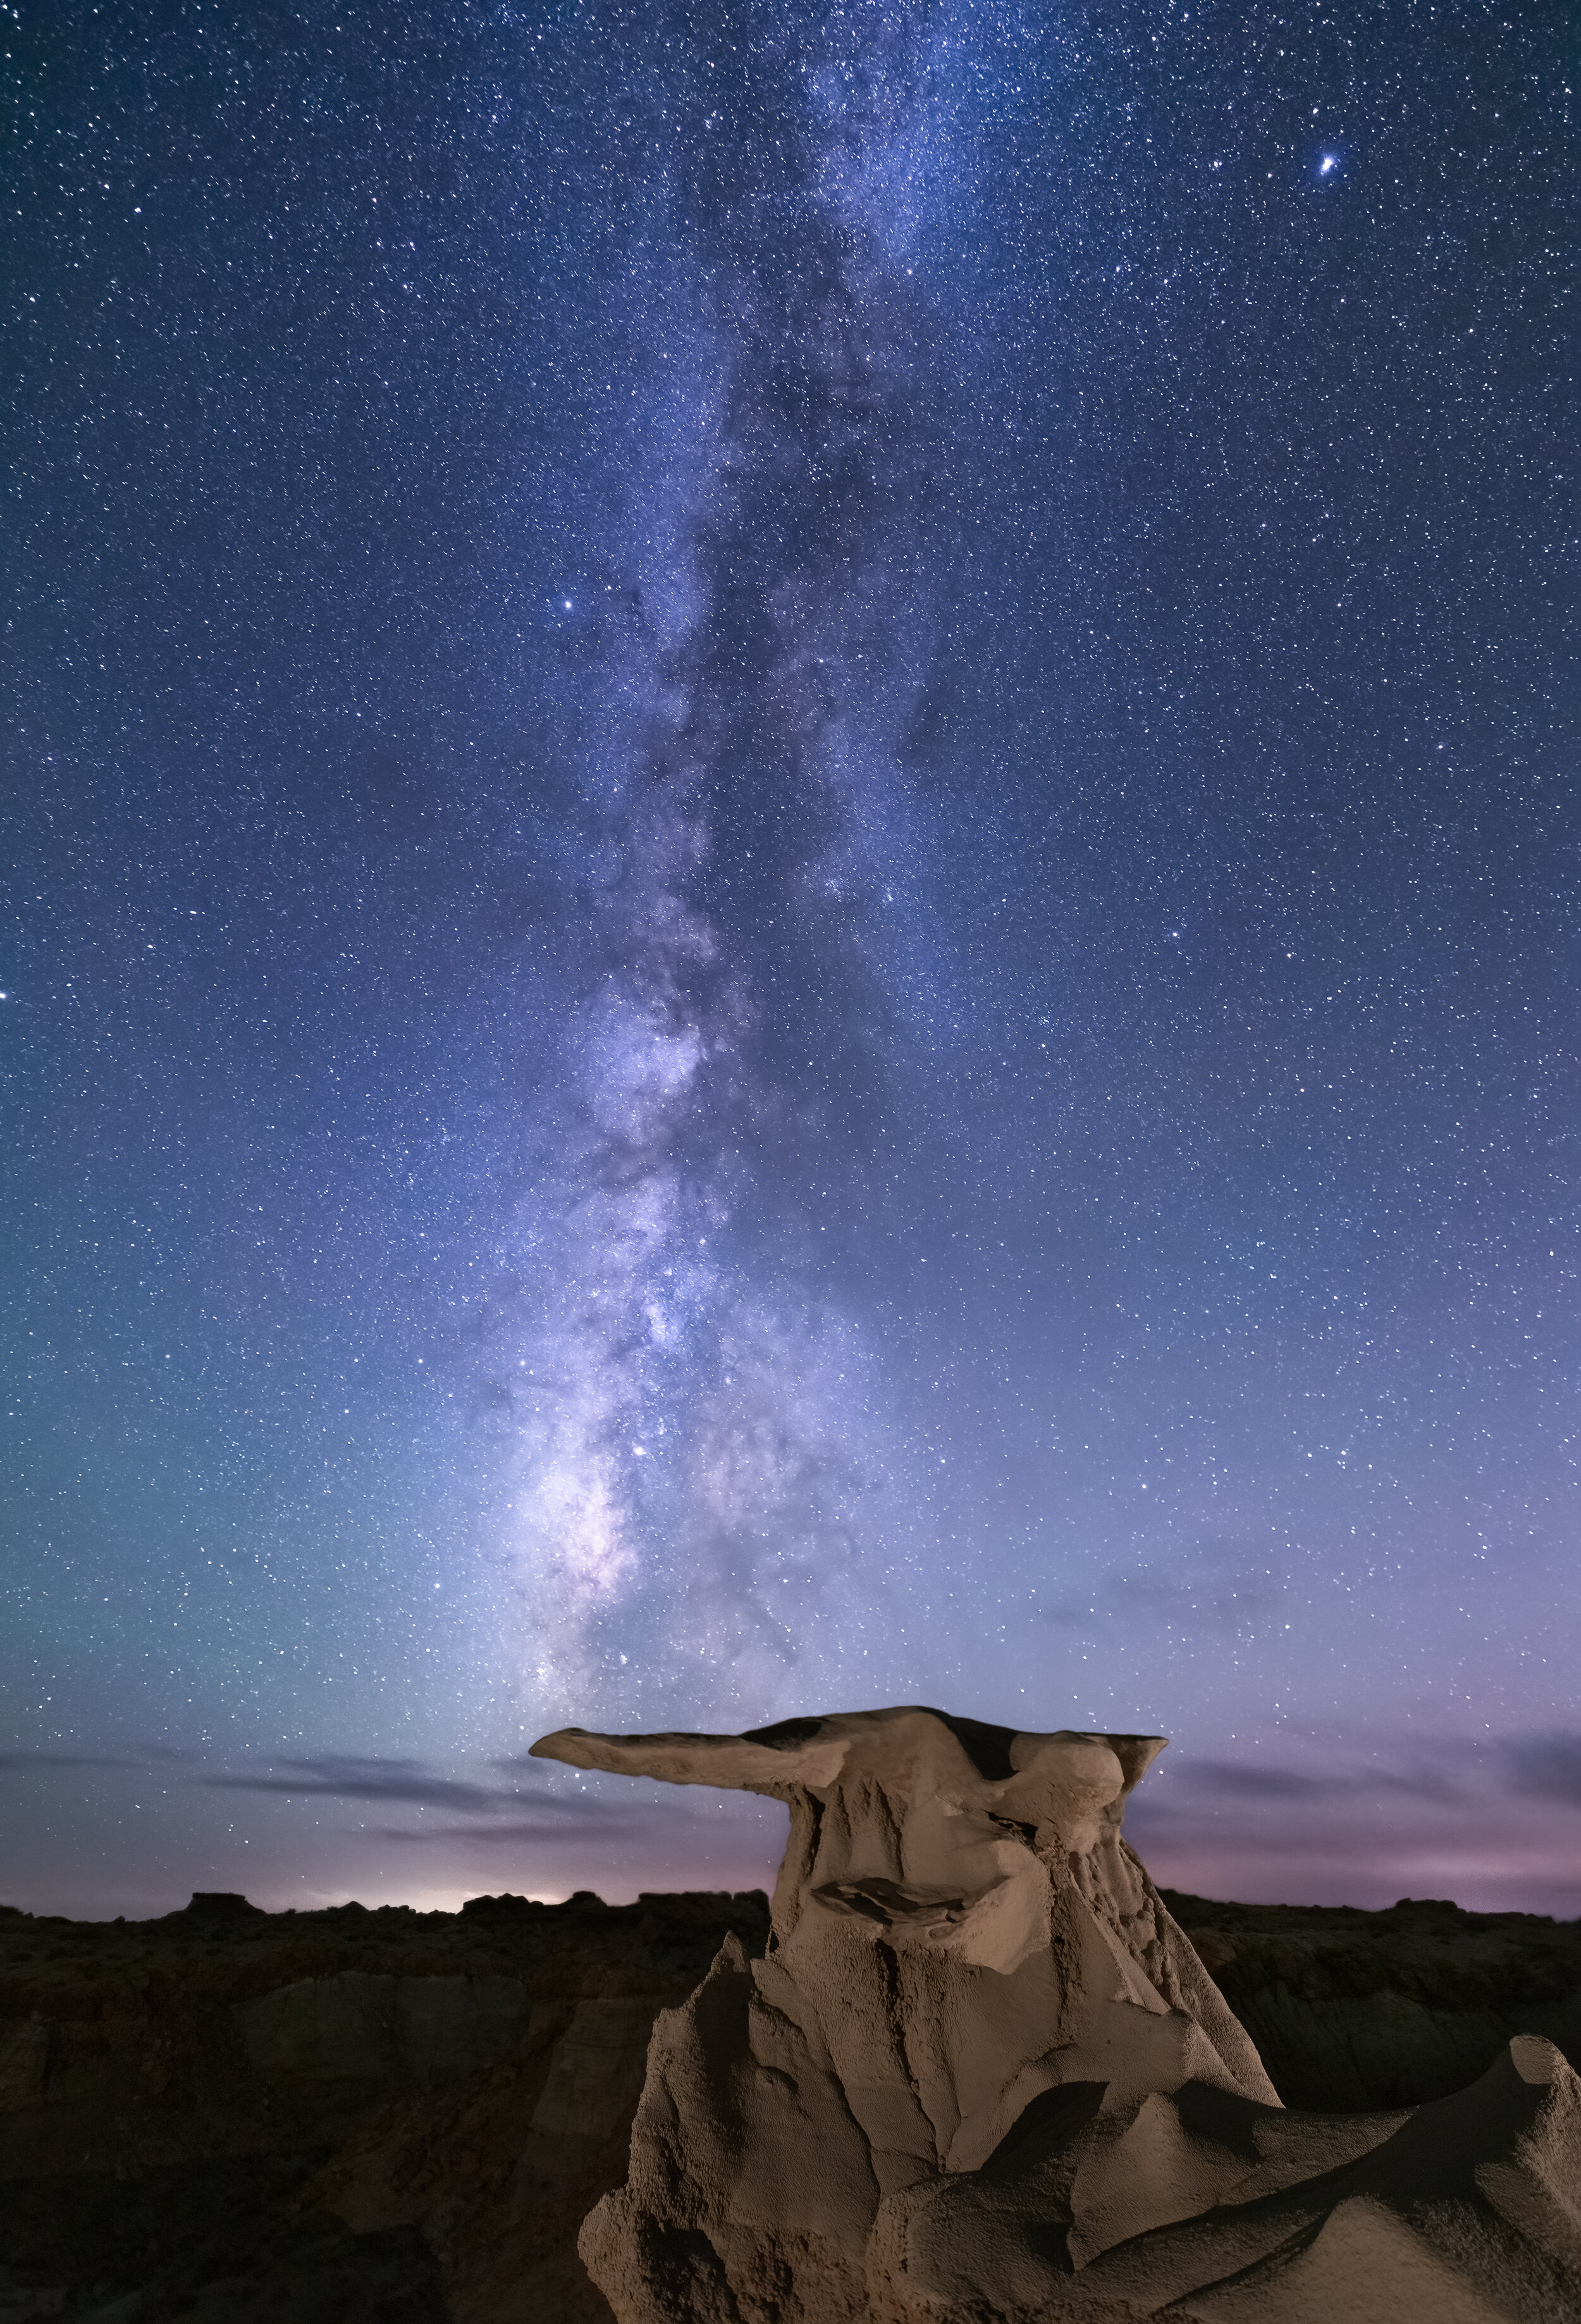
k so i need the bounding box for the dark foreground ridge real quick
[1,1886,1577,2321]
[1159,1889,1581,2111]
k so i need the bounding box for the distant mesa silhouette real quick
[532,1703,1581,2322]
[180,1890,266,1920]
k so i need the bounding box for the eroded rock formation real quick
[0,1885,771,2322]
[1166,1888,1581,2113]
[532,1707,1581,2323]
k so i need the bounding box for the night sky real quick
[5,1,1578,1920]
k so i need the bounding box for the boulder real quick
[532,1705,1581,2324]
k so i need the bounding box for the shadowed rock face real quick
[532,1707,1581,2324]
[1166,1888,1581,2113]
[4,1874,1581,2318]
[0,1885,772,2323]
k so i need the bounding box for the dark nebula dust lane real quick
[488,9,987,1721]
[2,0,1578,1913]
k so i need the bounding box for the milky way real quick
[491,10,990,1718]
[4,0,1579,1915]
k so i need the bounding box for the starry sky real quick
[4,0,1579,1920]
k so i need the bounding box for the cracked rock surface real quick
[533,1706,1581,2324]
[5,1750,1581,2321]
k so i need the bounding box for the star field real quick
[3,0,1578,1915]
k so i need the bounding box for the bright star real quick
[1319,154,1338,175]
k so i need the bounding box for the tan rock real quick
[532,1707,1581,2324]
[531,1705,1273,2320]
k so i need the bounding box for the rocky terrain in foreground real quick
[0,1884,1577,2323]
[1159,1888,1581,2111]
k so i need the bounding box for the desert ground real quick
[2,1882,1577,2321]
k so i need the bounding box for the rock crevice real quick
[533,1704,1581,2323]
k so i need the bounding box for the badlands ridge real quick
[1,1706,1578,2319]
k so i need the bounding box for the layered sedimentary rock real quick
[4,1869,1581,2317]
[532,1707,1581,2324]
[0,1886,771,2323]
[1166,1887,1581,2113]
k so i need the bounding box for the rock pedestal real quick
[531,1707,1581,2323]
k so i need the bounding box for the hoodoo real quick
[532,1705,1581,2323]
